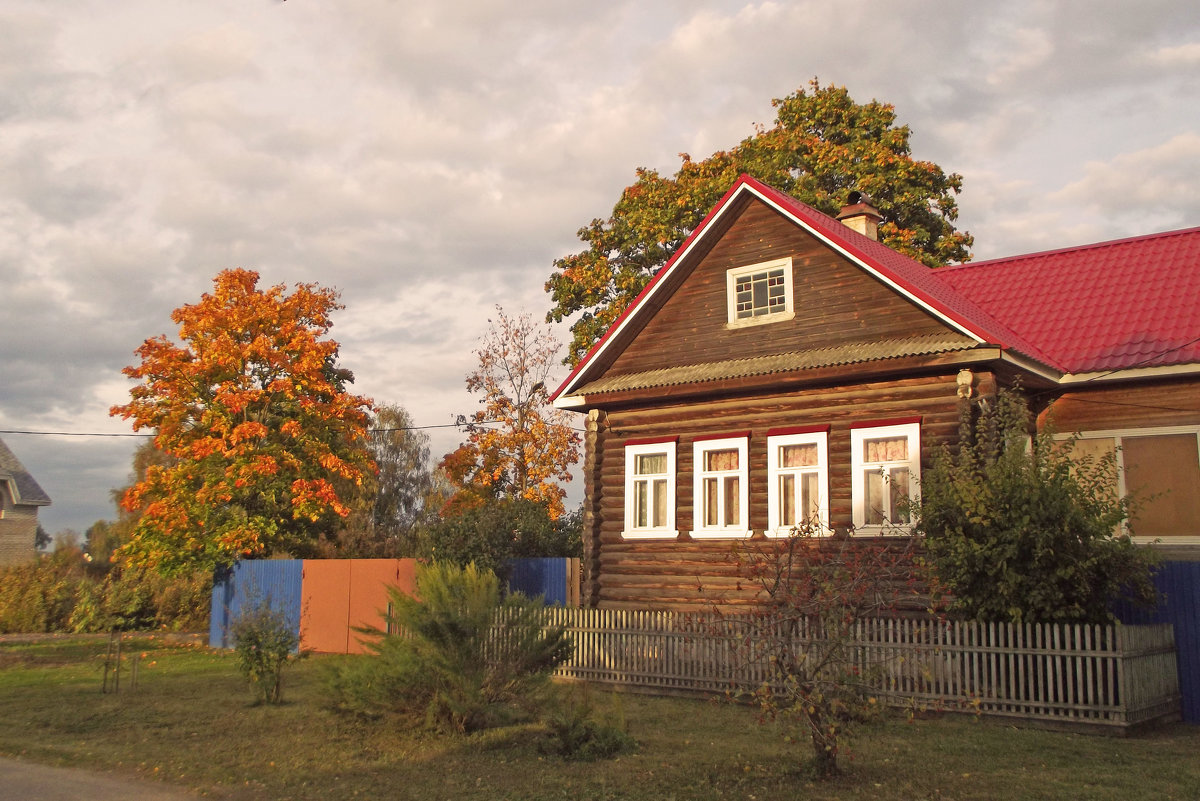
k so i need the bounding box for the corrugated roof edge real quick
[576,334,980,395]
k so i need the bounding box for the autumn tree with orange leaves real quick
[441,308,580,519]
[110,269,374,574]
[547,79,973,364]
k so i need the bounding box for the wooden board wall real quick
[605,200,954,378]
[585,372,970,610]
[1039,376,1200,432]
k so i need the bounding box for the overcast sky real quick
[3,0,1198,538]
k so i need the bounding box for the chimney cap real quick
[836,191,883,240]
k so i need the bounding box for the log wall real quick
[586,372,975,609]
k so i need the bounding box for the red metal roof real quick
[939,227,1200,373]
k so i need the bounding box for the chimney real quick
[836,191,882,241]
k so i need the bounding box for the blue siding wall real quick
[1113,561,1200,723]
[507,558,572,605]
[209,559,303,649]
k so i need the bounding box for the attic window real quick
[726,257,794,328]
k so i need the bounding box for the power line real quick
[1,418,589,438]
[0,429,149,438]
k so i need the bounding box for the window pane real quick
[779,474,795,527]
[865,436,907,463]
[864,470,884,525]
[801,471,820,526]
[1124,434,1200,537]
[652,478,668,528]
[635,453,666,475]
[705,448,739,471]
[889,467,910,524]
[704,477,719,527]
[752,278,768,314]
[780,443,818,467]
[1065,437,1118,502]
[635,480,649,527]
[724,476,739,526]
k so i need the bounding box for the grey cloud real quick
[3,0,1196,534]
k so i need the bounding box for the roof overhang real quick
[0,475,51,507]
[1056,362,1200,385]
[556,342,1007,410]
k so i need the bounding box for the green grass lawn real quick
[1,635,1198,801]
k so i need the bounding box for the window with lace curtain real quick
[851,421,920,532]
[767,428,829,536]
[623,439,677,539]
[692,435,750,538]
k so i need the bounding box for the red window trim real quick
[692,430,751,444]
[849,416,922,430]
[623,435,679,447]
[766,424,831,437]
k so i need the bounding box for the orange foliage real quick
[440,308,580,519]
[110,268,373,574]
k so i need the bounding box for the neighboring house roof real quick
[0,437,51,506]
[938,227,1200,374]
[553,174,1199,404]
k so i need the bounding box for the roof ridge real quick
[949,225,1200,272]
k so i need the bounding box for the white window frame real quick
[851,421,921,534]
[725,257,795,329]
[692,435,751,539]
[623,440,677,540]
[1061,425,1200,545]
[766,429,830,537]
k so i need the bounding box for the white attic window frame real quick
[725,257,795,328]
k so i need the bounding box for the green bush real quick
[541,687,636,761]
[420,499,582,579]
[326,561,573,733]
[0,553,210,634]
[913,388,1158,623]
[229,598,300,704]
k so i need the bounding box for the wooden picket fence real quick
[533,607,1181,733]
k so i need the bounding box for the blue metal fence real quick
[506,558,575,605]
[1113,561,1200,723]
[208,559,304,649]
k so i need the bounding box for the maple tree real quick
[85,439,175,564]
[546,79,973,364]
[110,269,374,574]
[440,308,580,519]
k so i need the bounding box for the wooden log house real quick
[550,175,1200,610]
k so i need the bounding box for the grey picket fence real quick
[534,607,1180,733]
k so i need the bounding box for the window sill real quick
[763,527,832,539]
[690,529,754,540]
[852,525,914,537]
[621,529,679,540]
[725,311,795,330]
